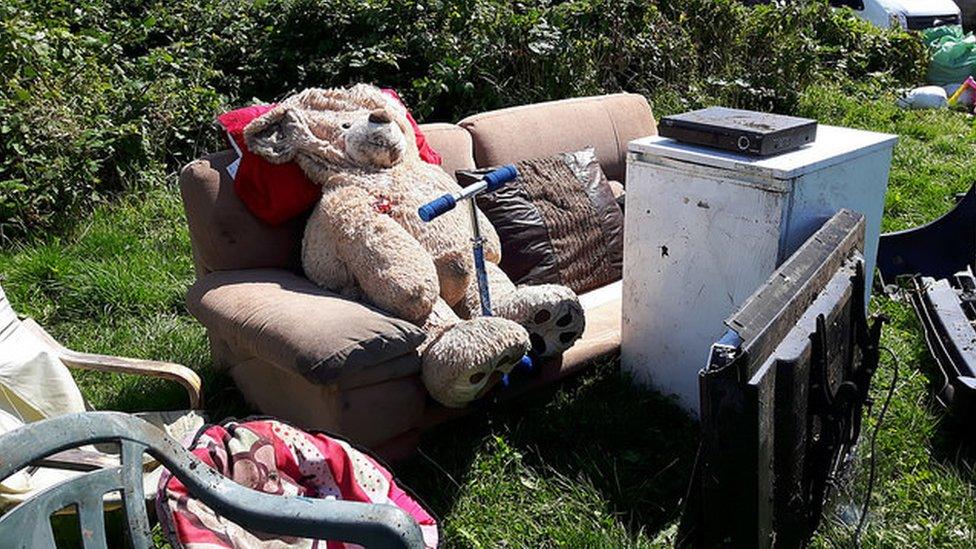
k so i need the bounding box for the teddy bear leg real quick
[460,262,585,359]
[497,283,585,358]
[421,314,529,408]
[418,297,463,347]
[302,207,359,299]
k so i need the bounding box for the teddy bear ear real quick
[243,105,304,164]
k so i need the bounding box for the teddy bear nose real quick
[368,109,392,124]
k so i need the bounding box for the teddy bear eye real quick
[341,122,352,130]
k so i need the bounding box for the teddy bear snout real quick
[368,108,392,124]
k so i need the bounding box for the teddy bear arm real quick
[316,186,440,324]
[301,210,356,294]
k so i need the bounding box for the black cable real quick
[852,345,900,547]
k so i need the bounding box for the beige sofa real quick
[180,93,657,457]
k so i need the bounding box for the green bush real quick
[0,0,223,238]
[0,0,926,239]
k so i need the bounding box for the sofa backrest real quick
[180,93,656,275]
[417,122,476,179]
[459,93,656,183]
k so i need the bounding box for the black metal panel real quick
[877,183,976,421]
[910,277,976,419]
[682,209,883,548]
[877,185,976,284]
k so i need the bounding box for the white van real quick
[830,0,962,30]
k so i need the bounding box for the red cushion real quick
[218,90,441,226]
[217,104,322,226]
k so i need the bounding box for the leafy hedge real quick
[1,0,926,239]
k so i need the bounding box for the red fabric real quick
[217,104,321,226]
[218,90,441,226]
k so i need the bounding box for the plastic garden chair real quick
[0,411,425,548]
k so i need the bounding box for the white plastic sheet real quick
[0,285,86,425]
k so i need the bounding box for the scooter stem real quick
[468,199,493,317]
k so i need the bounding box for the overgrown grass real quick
[1,82,975,546]
[0,187,245,417]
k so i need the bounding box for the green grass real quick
[0,186,246,417]
[2,82,975,547]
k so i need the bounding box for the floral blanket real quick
[156,419,438,548]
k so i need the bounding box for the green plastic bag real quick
[923,25,976,85]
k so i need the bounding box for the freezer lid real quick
[629,124,897,180]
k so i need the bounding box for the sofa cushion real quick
[180,151,306,275]
[186,269,425,383]
[458,148,624,294]
[458,93,656,183]
[418,122,476,181]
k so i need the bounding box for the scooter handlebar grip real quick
[418,193,457,222]
[483,164,518,192]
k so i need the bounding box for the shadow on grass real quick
[930,414,976,486]
[396,358,699,539]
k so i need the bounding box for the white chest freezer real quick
[621,124,897,414]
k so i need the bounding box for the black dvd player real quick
[658,107,818,157]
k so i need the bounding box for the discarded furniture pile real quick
[179,93,655,457]
[2,88,943,548]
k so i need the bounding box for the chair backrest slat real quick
[120,440,153,549]
[0,466,123,547]
[77,492,110,549]
[28,516,58,549]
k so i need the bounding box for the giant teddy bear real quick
[244,84,584,407]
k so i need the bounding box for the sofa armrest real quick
[187,269,425,384]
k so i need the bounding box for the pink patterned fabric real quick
[156,419,438,548]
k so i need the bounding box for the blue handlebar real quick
[418,194,456,222]
[418,165,519,223]
[484,165,518,192]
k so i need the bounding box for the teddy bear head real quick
[244,84,419,182]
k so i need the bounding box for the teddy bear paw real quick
[421,317,529,408]
[496,284,585,358]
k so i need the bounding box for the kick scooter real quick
[418,165,534,382]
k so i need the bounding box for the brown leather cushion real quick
[418,122,476,181]
[458,93,656,183]
[179,151,306,274]
[608,180,626,214]
[186,268,425,383]
[459,148,624,294]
